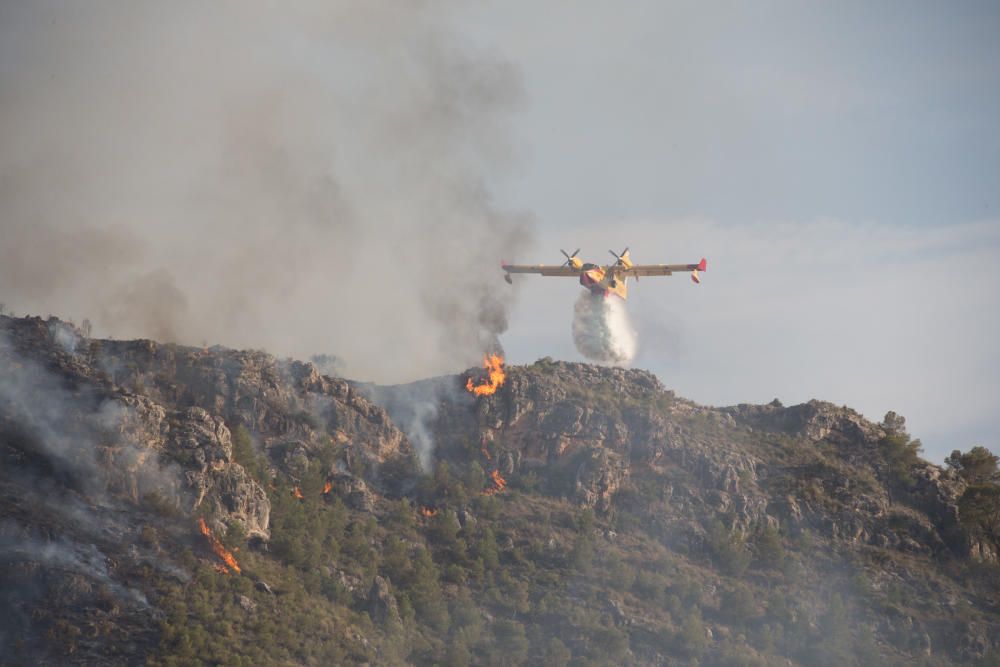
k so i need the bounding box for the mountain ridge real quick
[1,313,997,665]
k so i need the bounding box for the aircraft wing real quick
[502,263,580,277]
[625,258,707,277]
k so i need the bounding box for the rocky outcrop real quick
[407,358,996,574]
[368,575,401,627]
[89,334,412,468]
[723,399,885,447]
[0,316,269,539]
[574,448,628,511]
[200,463,271,540]
[329,471,376,513]
[110,398,271,539]
[169,407,233,473]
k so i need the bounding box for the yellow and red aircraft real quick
[502,248,706,300]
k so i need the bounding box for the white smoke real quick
[571,293,637,365]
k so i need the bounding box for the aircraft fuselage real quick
[579,264,628,299]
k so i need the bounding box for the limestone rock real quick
[575,448,628,512]
[329,472,376,513]
[368,575,401,627]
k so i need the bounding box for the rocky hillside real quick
[1,314,998,666]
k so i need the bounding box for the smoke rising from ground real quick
[571,293,637,365]
[0,2,531,383]
[0,328,181,503]
[361,376,467,472]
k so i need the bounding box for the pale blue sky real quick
[458,1,1000,227]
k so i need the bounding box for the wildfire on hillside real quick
[197,517,241,574]
[322,480,333,495]
[477,436,508,495]
[465,354,505,396]
[483,469,507,496]
[420,506,438,518]
[293,486,304,500]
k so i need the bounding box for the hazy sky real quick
[455,1,1000,462]
[1,2,997,463]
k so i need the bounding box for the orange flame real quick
[293,486,304,500]
[420,506,438,517]
[197,517,241,574]
[465,354,505,396]
[483,468,507,496]
[322,480,332,495]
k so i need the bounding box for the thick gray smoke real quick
[0,2,531,383]
[572,293,638,365]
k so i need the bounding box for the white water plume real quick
[571,293,637,365]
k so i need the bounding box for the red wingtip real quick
[500,259,507,268]
[697,257,707,272]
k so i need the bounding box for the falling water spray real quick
[571,293,637,365]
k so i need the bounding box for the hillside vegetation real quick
[1,314,998,666]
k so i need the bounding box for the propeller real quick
[609,247,634,280]
[560,248,581,267]
[608,247,630,263]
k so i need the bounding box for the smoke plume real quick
[361,376,465,472]
[0,2,532,382]
[571,293,638,365]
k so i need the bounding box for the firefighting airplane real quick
[502,248,706,300]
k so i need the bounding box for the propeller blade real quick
[562,248,582,266]
[608,249,621,261]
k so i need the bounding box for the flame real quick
[197,517,241,574]
[477,438,507,495]
[322,480,332,495]
[420,506,438,517]
[293,486,304,500]
[465,354,506,396]
[483,468,507,496]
